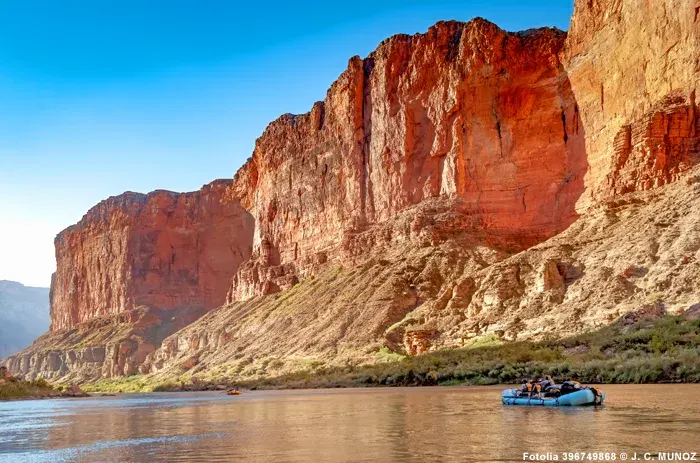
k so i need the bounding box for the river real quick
[1,385,699,462]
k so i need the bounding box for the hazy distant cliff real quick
[0,281,49,358]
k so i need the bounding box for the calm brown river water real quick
[1,385,699,462]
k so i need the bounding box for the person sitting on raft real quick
[539,375,555,391]
[518,376,557,397]
[519,379,532,394]
[560,379,583,395]
[519,379,543,396]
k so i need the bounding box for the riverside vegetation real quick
[82,314,700,393]
[0,376,55,400]
[0,375,89,400]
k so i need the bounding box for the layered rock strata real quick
[4,181,255,381]
[51,180,254,331]
[564,0,699,205]
[5,306,209,381]
[143,166,700,379]
[228,20,586,301]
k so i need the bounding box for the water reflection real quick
[1,385,698,462]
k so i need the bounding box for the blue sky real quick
[0,0,573,287]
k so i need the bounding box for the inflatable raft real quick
[501,388,604,406]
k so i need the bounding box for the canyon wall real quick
[563,0,699,205]
[50,179,254,331]
[228,20,587,301]
[141,169,700,380]
[4,181,255,380]
[142,0,699,378]
[4,0,698,383]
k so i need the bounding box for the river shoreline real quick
[0,376,90,401]
[74,314,700,394]
[0,392,91,402]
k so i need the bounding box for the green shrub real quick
[32,378,49,388]
[0,377,56,400]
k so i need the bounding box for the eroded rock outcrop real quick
[142,0,698,379]
[3,181,255,381]
[4,306,210,381]
[142,164,700,380]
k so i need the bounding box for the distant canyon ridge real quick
[3,0,699,384]
[0,281,49,359]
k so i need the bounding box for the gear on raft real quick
[502,377,605,406]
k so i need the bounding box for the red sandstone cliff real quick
[227,20,586,301]
[50,180,254,331]
[142,0,698,377]
[3,0,698,383]
[564,0,699,204]
[5,181,255,380]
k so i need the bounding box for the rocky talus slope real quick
[3,0,698,383]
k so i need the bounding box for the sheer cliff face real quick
[228,20,587,300]
[50,180,255,331]
[564,0,699,205]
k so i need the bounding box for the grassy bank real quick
[83,315,700,392]
[237,315,700,389]
[81,376,197,394]
[0,377,83,400]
